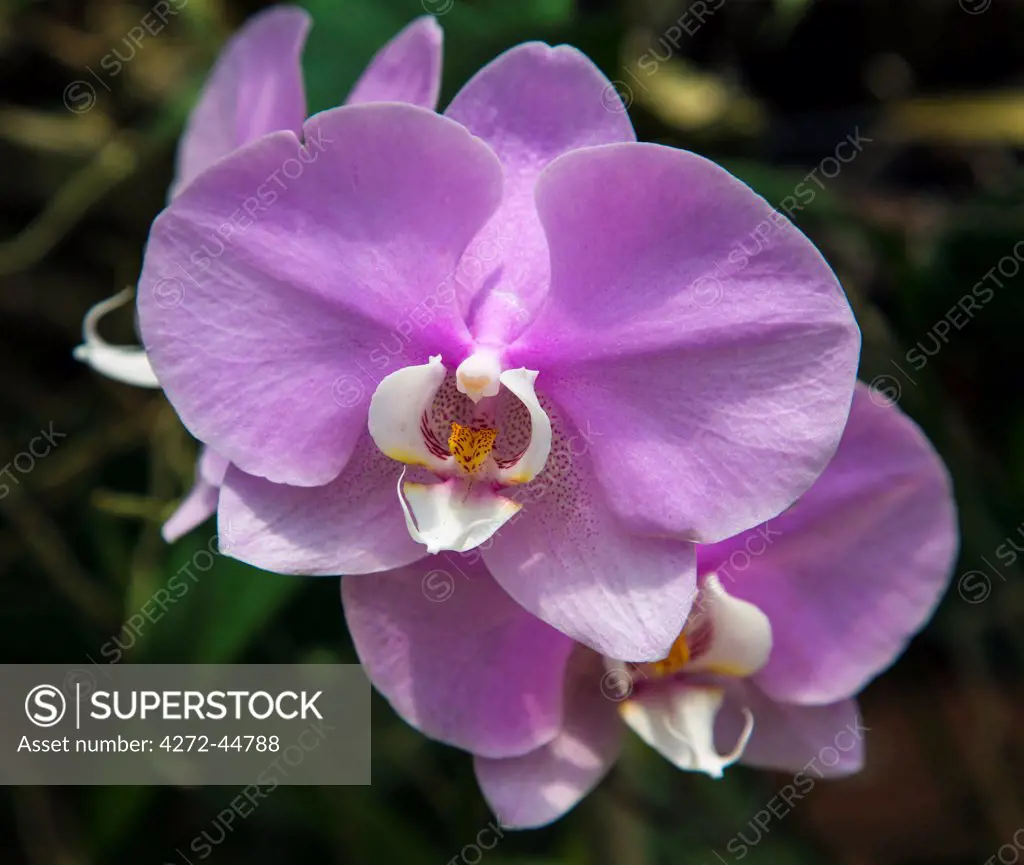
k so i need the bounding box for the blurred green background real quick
[2,0,1024,862]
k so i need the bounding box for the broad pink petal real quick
[482,406,696,662]
[138,104,502,487]
[474,649,622,828]
[342,559,574,758]
[510,143,860,543]
[173,6,310,196]
[716,681,864,776]
[346,16,443,109]
[445,42,635,346]
[700,384,958,705]
[217,433,424,575]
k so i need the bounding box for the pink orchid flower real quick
[343,384,958,826]
[135,36,860,659]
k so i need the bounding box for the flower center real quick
[644,633,691,678]
[367,355,552,554]
[448,423,499,474]
[634,615,715,681]
[609,576,773,779]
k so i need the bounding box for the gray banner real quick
[0,664,369,785]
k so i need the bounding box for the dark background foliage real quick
[2,0,1023,862]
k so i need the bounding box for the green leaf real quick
[131,528,304,663]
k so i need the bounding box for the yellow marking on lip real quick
[645,632,691,678]
[448,423,498,474]
[383,448,429,468]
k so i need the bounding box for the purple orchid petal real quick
[173,6,310,196]
[197,446,230,487]
[138,104,502,487]
[444,42,635,346]
[481,406,696,662]
[161,447,229,542]
[217,433,424,574]
[700,383,958,705]
[346,16,443,109]
[716,680,864,776]
[509,142,860,544]
[474,648,622,828]
[162,481,218,543]
[342,558,575,758]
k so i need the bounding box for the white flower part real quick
[367,355,450,471]
[497,368,552,485]
[620,685,754,778]
[686,574,773,678]
[455,350,501,403]
[370,355,552,553]
[396,471,521,554]
[73,288,160,388]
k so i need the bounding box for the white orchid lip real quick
[367,353,552,554]
[367,355,449,471]
[611,575,772,778]
[73,288,160,389]
[495,368,551,485]
[620,685,754,778]
[397,471,521,555]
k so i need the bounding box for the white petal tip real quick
[77,290,161,388]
